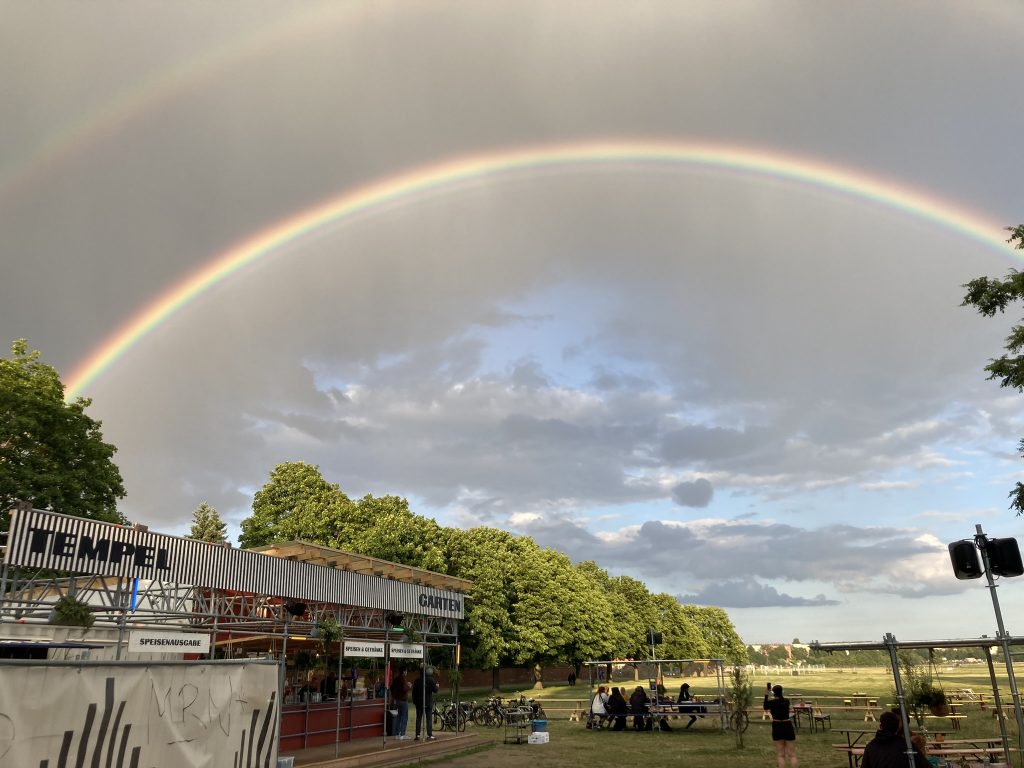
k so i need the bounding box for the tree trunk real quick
[491,667,500,693]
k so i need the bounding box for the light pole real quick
[948,525,1024,766]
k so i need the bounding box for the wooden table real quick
[928,737,1007,763]
[833,729,876,768]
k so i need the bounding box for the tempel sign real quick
[128,630,211,655]
[4,509,465,619]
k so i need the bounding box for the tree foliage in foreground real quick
[238,461,749,671]
[0,340,125,530]
[961,224,1024,514]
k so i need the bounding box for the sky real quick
[3,1,1024,646]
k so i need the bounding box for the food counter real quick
[280,697,385,751]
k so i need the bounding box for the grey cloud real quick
[671,478,714,507]
[679,580,839,609]
[661,426,774,465]
[524,515,965,601]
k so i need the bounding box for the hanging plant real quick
[402,625,421,643]
[315,615,341,647]
[50,595,94,629]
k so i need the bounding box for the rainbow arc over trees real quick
[64,139,1016,400]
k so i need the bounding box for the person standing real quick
[390,668,410,740]
[763,684,797,768]
[412,666,439,741]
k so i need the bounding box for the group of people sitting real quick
[588,682,705,731]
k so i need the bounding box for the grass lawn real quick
[411,665,1024,767]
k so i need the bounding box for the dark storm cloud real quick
[671,478,714,507]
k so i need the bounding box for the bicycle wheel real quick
[729,710,749,733]
[456,709,468,732]
[471,705,489,726]
[433,709,445,732]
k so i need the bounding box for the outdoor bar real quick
[0,507,471,756]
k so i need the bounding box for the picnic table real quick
[833,732,1003,768]
[928,736,1008,764]
[833,729,877,768]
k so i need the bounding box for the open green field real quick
[414,666,1024,768]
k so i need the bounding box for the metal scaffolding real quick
[811,632,1024,767]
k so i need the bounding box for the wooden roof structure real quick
[250,540,472,593]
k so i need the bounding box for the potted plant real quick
[49,595,94,629]
[897,653,948,727]
[922,688,950,717]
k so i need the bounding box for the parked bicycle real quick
[432,699,468,732]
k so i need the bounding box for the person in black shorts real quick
[763,684,797,767]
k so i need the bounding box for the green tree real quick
[189,501,227,543]
[238,461,354,547]
[575,562,637,662]
[347,494,448,572]
[442,526,520,688]
[509,547,614,678]
[607,574,659,659]
[681,605,748,663]
[0,340,125,531]
[653,593,706,660]
[961,224,1024,514]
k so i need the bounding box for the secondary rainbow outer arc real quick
[63,139,1015,401]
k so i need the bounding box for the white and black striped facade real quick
[5,509,464,620]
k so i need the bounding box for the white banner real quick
[128,630,211,655]
[389,643,424,658]
[343,640,386,658]
[0,660,278,768]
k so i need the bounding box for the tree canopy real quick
[961,224,1024,514]
[0,340,125,530]
[237,460,749,670]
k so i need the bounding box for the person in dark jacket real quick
[629,686,650,731]
[606,687,629,731]
[862,711,929,768]
[412,667,440,740]
[763,684,797,767]
[677,682,701,729]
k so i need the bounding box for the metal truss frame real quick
[0,564,459,645]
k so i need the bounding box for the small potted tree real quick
[49,595,94,630]
[728,666,754,747]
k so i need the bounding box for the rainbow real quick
[0,5,359,208]
[64,139,1016,400]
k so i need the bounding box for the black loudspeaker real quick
[648,630,663,645]
[385,612,405,628]
[988,538,1024,577]
[285,601,308,617]
[949,541,982,580]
